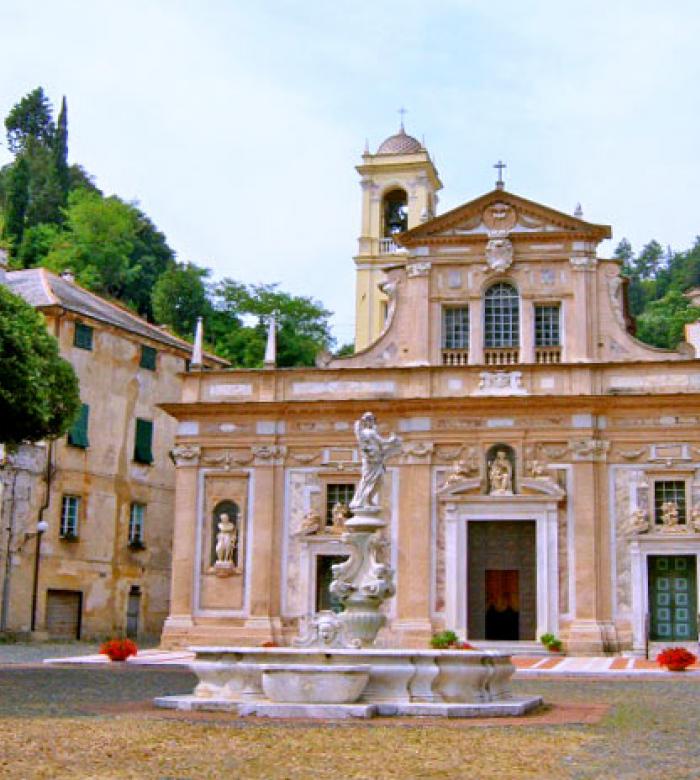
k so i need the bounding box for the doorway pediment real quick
[439,476,565,501]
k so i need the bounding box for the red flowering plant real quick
[100,638,138,662]
[656,647,697,671]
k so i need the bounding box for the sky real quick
[3,1,700,345]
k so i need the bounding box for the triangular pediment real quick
[398,188,611,247]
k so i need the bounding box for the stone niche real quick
[198,473,249,611]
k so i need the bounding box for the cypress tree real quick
[54,96,69,200]
[2,157,30,251]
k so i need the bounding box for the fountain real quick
[154,413,542,718]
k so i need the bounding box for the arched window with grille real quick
[484,282,520,364]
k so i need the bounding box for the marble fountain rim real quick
[188,646,513,658]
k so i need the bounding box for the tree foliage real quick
[152,262,211,338]
[0,284,80,448]
[4,87,55,154]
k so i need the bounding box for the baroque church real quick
[161,123,700,656]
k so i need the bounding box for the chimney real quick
[61,269,75,283]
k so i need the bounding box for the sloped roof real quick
[6,268,227,364]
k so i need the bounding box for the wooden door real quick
[46,590,82,639]
[648,556,697,642]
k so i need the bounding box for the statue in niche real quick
[330,502,351,534]
[488,450,513,495]
[350,412,402,513]
[625,508,649,535]
[690,505,700,532]
[214,513,237,575]
[660,501,681,530]
[299,510,322,536]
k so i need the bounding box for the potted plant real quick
[430,630,473,650]
[100,638,138,662]
[656,647,697,672]
[540,633,563,652]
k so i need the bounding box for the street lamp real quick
[30,519,48,633]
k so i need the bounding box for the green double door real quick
[648,556,697,642]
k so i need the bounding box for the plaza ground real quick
[1,646,699,779]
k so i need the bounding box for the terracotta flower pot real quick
[666,664,690,672]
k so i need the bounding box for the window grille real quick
[134,418,154,464]
[140,345,157,371]
[74,323,93,351]
[129,503,145,545]
[484,283,519,348]
[67,404,90,448]
[326,484,355,525]
[654,481,686,524]
[535,305,561,347]
[60,495,80,538]
[442,307,469,349]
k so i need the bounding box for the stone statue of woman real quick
[215,513,237,569]
[349,412,402,514]
[489,450,513,495]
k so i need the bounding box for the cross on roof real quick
[398,106,407,130]
[494,160,506,189]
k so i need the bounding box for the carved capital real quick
[400,441,434,464]
[406,261,431,277]
[570,255,597,271]
[570,438,610,462]
[170,443,201,467]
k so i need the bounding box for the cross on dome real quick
[494,160,507,190]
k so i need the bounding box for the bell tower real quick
[354,121,442,350]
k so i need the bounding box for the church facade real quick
[161,126,700,655]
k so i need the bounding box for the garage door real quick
[46,590,82,639]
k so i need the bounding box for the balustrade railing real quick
[535,346,562,364]
[442,349,469,366]
[379,238,399,254]
[484,348,519,366]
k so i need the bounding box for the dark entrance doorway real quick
[648,555,697,642]
[468,521,536,640]
[126,586,141,639]
[315,555,347,613]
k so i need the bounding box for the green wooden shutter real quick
[140,345,157,370]
[67,404,89,448]
[134,418,154,464]
[74,323,93,350]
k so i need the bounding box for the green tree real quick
[0,284,80,448]
[211,281,334,367]
[635,290,700,348]
[4,87,55,155]
[1,157,29,250]
[152,262,211,337]
[44,189,140,296]
[53,96,70,200]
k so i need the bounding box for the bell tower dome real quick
[354,122,442,350]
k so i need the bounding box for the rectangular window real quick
[325,483,355,525]
[133,418,154,464]
[654,480,687,524]
[74,323,93,351]
[129,503,145,545]
[60,495,80,538]
[535,305,561,347]
[140,345,157,371]
[67,403,90,449]
[442,307,470,349]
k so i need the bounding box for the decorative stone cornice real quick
[570,255,597,271]
[170,443,201,467]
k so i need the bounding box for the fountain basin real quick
[260,664,370,704]
[153,646,542,718]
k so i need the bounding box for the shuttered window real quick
[140,345,157,371]
[134,418,154,464]
[67,404,90,448]
[74,323,93,350]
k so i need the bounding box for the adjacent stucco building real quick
[0,265,225,640]
[158,127,700,655]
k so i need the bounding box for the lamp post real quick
[30,520,48,633]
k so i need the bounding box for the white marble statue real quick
[330,502,351,534]
[214,513,237,572]
[349,412,402,514]
[489,450,513,495]
[660,501,680,528]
